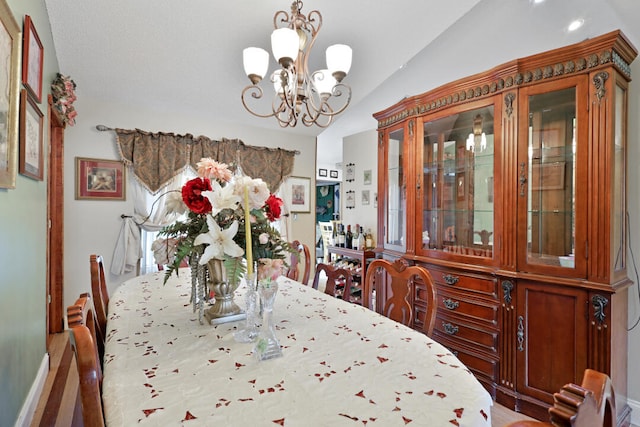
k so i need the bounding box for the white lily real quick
[202,180,241,215]
[194,218,245,264]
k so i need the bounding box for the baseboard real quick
[629,397,640,427]
[14,353,49,427]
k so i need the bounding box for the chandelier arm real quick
[325,83,352,116]
[273,9,291,29]
[241,85,284,120]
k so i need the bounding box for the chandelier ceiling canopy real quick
[241,1,352,128]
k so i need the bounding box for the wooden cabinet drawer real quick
[433,314,498,354]
[437,336,498,383]
[435,288,499,326]
[427,267,497,299]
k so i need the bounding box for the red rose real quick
[264,194,283,221]
[182,177,212,214]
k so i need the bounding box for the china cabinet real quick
[373,31,636,425]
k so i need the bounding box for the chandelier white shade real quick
[241,1,353,128]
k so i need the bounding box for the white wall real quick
[63,95,317,310]
[340,130,378,243]
[625,58,640,423]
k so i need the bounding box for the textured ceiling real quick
[43,0,483,138]
[44,0,640,168]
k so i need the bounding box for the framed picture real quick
[0,0,21,189]
[346,190,355,209]
[318,168,327,177]
[22,16,44,103]
[19,89,43,180]
[345,163,355,182]
[329,170,338,179]
[286,176,310,212]
[363,169,372,185]
[76,157,126,200]
[362,190,370,205]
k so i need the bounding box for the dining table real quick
[102,269,493,426]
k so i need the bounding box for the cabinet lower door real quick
[515,281,588,405]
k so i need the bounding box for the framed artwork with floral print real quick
[19,89,44,180]
[22,15,44,103]
[76,157,126,200]
[286,176,310,212]
[0,0,21,189]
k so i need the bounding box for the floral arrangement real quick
[158,158,292,286]
[51,73,77,126]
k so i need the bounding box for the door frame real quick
[46,95,65,346]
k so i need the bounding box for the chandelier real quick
[241,1,352,128]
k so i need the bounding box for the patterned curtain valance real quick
[113,128,296,194]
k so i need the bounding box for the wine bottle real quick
[365,228,374,249]
[346,225,353,249]
[358,226,365,251]
[337,224,346,247]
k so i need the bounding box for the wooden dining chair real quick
[286,240,311,285]
[505,369,616,427]
[69,324,106,427]
[67,292,105,365]
[90,254,110,337]
[312,263,356,302]
[363,258,437,336]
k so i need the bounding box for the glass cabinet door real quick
[518,77,587,276]
[420,103,495,259]
[385,127,406,251]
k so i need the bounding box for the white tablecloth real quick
[103,270,492,426]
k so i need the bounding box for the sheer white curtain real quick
[139,169,195,274]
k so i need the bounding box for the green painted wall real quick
[0,0,58,424]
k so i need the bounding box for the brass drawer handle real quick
[443,322,459,335]
[443,298,459,310]
[443,274,459,286]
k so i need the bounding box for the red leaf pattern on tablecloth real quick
[273,419,285,425]
[338,413,359,421]
[356,390,366,398]
[403,371,416,380]
[438,392,447,398]
[143,382,160,398]
[453,408,464,418]
[402,415,412,424]
[143,366,158,379]
[141,408,163,417]
[183,411,196,420]
[480,409,488,420]
[377,356,389,363]
[258,380,285,394]
[215,398,231,408]
[449,419,460,426]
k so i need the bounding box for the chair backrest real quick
[67,292,105,365]
[286,240,311,285]
[90,254,109,335]
[505,369,616,427]
[363,259,437,335]
[69,324,105,427]
[312,263,355,302]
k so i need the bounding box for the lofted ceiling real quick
[43,0,483,139]
[44,0,640,167]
